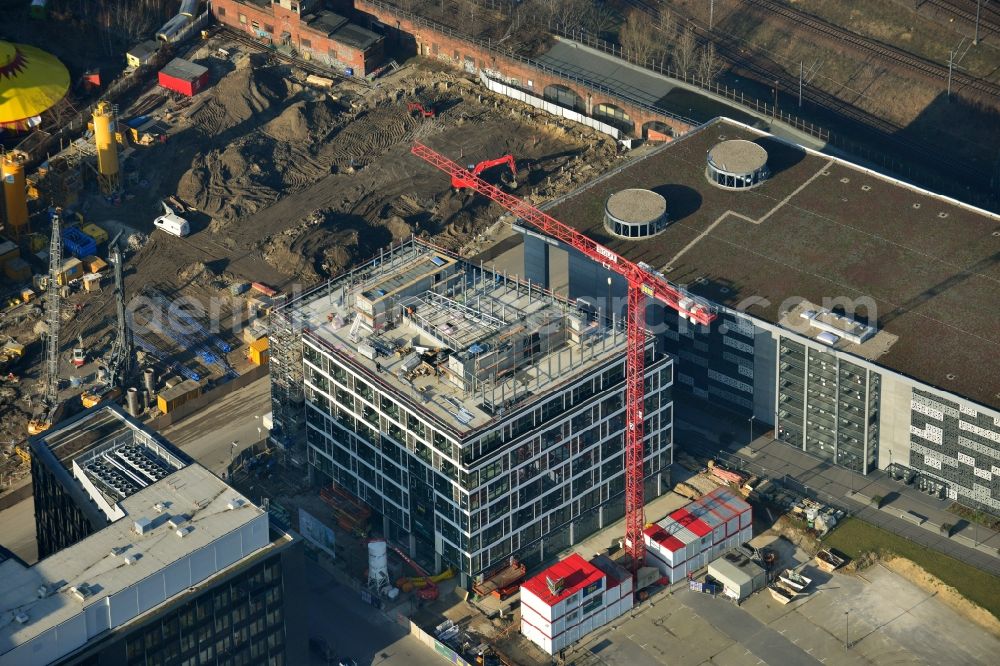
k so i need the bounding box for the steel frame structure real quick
[411,143,716,571]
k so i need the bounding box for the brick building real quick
[211,0,384,76]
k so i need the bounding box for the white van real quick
[154,212,190,237]
[153,201,190,237]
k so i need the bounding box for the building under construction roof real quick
[270,239,676,579]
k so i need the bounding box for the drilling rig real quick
[81,237,132,409]
[411,143,716,572]
[27,209,65,436]
[106,239,133,390]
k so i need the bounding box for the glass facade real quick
[776,337,878,474]
[705,162,769,189]
[121,556,286,666]
[303,339,673,575]
[666,311,755,415]
[30,455,105,559]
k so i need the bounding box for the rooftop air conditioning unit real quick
[134,517,152,535]
[226,498,245,511]
[14,612,29,624]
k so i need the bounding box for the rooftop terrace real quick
[286,241,634,437]
[543,118,1000,411]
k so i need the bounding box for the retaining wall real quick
[354,0,692,138]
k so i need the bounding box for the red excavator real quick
[406,101,435,118]
[452,154,517,190]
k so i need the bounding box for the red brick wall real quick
[353,0,692,138]
[211,0,383,75]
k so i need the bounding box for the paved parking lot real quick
[568,543,1000,666]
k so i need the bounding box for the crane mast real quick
[44,209,62,409]
[410,143,717,572]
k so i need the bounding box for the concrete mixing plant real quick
[92,102,122,195]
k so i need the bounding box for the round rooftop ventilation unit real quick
[604,188,668,239]
[706,139,769,190]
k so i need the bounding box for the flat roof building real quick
[7,405,305,665]
[520,552,633,655]
[29,406,192,559]
[518,117,1000,514]
[270,239,675,580]
[707,549,767,602]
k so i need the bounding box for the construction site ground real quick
[0,32,619,488]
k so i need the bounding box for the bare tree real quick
[672,25,698,77]
[695,42,724,83]
[619,10,657,66]
[584,2,619,38]
[653,7,675,70]
[552,0,588,31]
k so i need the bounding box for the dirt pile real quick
[179,87,347,223]
[188,55,287,135]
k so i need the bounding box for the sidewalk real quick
[674,398,1000,576]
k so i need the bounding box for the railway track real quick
[614,0,990,198]
[923,0,1000,39]
[744,0,1000,98]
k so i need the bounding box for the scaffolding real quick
[268,294,306,453]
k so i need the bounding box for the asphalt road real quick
[160,376,272,475]
[306,562,442,666]
[0,494,37,564]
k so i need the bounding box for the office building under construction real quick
[269,239,674,580]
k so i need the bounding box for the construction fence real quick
[478,72,621,139]
[395,613,474,666]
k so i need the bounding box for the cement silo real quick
[93,102,122,195]
[2,150,30,240]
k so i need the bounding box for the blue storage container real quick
[63,227,97,258]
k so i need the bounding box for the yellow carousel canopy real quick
[0,40,70,128]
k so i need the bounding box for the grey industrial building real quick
[6,405,305,666]
[269,240,675,580]
[520,118,1000,515]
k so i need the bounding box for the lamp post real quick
[230,440,238,465]
[845,610,850,651]
[748,415,755,448]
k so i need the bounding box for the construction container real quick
[158,58,209,97]
[5,258,31,282]
[82,256,108,273]
[81,223,109,245]
[707,550,767,602]
[82,273,102,292]
[63,227,97,258]
[126,40,160,68]
[248,337,270,365]
[58,257,84,285]
[157,379,201,414]
[21,287,35,302]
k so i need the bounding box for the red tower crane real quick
[411,143,717,573]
